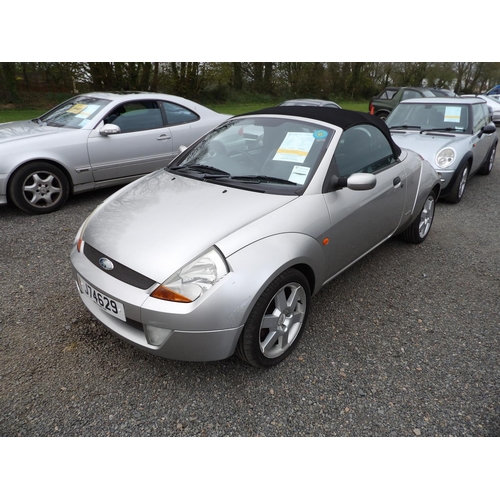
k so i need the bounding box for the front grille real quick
[84,243,156,290]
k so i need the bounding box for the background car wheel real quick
[376,112,389,121]
[400,191,436,244]
[478,144,496,175]
[236,269,310,368]
[444,162,469,204]
[9,162,70,214]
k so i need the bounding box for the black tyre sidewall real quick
[237,269,311,368]
[446,163,469,204]
[400,191,436,244]
[479,144,496,175]
[9,163,70,214]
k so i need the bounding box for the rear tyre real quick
[444,162,469,204]
[9,162,69,214]
[478,144,496,175]
[236,269,310,368]
[377,111,389,121]
[400,191,436,244]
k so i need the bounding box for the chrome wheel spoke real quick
[261,314,279,331]
[259,283,306,358]
[260,326,287,356]
[22,172,62,207]
[274,288,288,312]
[458,169,468,198]
[418,197,434,238]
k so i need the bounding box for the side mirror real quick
[331,172,377,191]
[99,124,121,136]
[179,145,188,153]
[479,123,497,137]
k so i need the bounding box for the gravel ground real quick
[1,132,499,437]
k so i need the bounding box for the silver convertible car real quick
[386,97,498,203]
[71,106,441,368]
[0,92,229,214]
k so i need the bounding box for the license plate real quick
[77,275,126,322]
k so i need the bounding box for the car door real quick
[159,100,208,153]
[87,99,173,182]
[470,103,494,174]
[323,124,408,278]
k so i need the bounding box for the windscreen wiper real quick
[169,163,231,177]
[420,127,456,134]
[229,175,297,185]
[389,125,421,130]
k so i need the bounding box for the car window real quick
[387,103,469,132]
[39,96,111,129]
[402,90,422,100]
[171,117,333,194]
[334,124,395,177]
[481,103,492,122]
[472,103,488,133]
[104,100,164,133]
[377,89,398,100]
[383,89,398,99]
[160,101,199,125]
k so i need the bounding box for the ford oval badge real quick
[99,257,114,271]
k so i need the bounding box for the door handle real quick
[157,134,171,141]
[393,176,403,187]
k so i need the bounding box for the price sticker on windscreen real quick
[273,132,315,163]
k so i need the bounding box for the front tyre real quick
[444,162,469,204]
[479,144,496,175]
[400,191,436,244]
[9,162,70,214]
[236,269,310,368]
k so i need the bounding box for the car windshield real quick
[386,102,469,133]
[168,116,334,194]
[37,96,111,129]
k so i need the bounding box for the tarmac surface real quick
[1,130,499,437]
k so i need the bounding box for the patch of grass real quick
[0,109,47,123]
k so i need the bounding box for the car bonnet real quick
[82,169,297,283]
[390,131,464,166]
[0,120,71,143]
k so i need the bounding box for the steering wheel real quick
[227,150,259,168]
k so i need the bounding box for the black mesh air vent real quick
[83,243,156,290]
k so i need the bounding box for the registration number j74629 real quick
[77,275,126,321]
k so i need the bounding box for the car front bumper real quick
[70,244,244,362]
[435,167,455,191]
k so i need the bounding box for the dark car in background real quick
[486,85,500,96]
[369,87,455,120]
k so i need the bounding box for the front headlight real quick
[75,204,102,252]
[436,147,456,168]
[151,247,229,303]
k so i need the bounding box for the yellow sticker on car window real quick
[67,103,88,115]
[444,106,462,123]
[273,132,315,163]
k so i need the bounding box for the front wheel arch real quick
[399,188,437,244]
[443,159,471,204]
[8,159,74,196]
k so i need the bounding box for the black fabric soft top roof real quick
[239,106,402,158]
